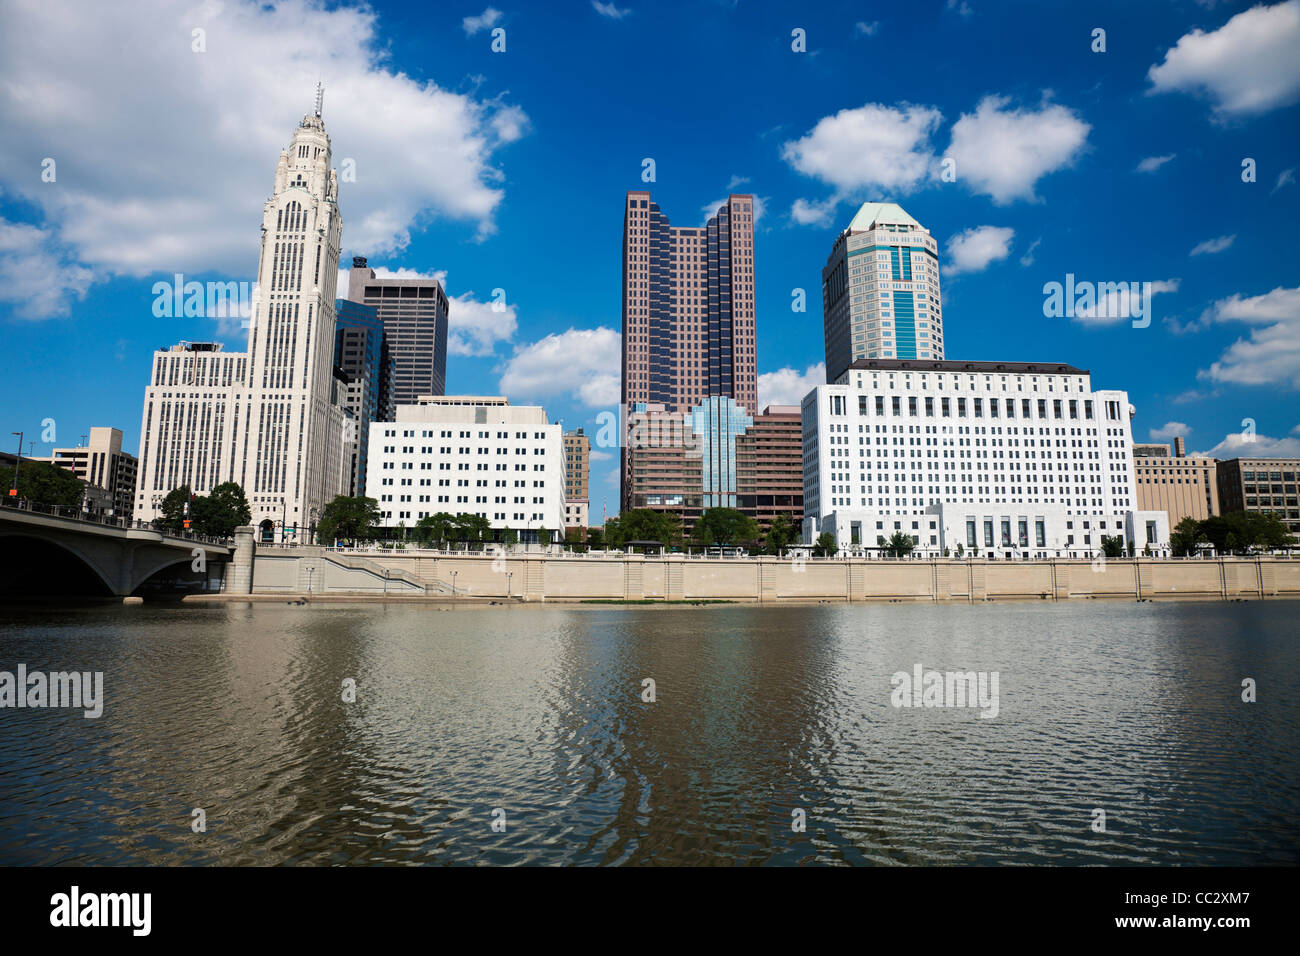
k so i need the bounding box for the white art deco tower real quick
[133,90,352,541]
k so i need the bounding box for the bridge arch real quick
[0,531,116,597]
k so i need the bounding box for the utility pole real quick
[9,432,23,498]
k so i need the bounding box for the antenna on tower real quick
[314,81,324,118]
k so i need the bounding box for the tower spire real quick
[314,81,324,118]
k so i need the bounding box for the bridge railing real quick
[0,495,231,546]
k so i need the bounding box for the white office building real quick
[801,359,1170,558]
[822,202,944,383]
[133,92,352,541]
[366,396,567,538]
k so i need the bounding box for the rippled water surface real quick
[1,600,1297,865]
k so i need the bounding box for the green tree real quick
[0,461,86,510]
[157,485,193,533]
[1169,517,1206,557]
[452,512,491,550]
[693,507,759,548]
[537,526,552,547]
[317,495,381,543]
[1101,534,1126,558]
[606,509,682,548]
[586,527,605,550]
[814,531,837,557]
[883,531,915,558]
[190,482,251,537]
[415,511,456,547]
[763,514,797,555]
[955,542,965,558]
[502,527,519,548]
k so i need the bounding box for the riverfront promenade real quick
[208,529,1300,604]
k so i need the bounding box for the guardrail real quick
[0,495,232,546]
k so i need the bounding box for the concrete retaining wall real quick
[236,542,1300,602]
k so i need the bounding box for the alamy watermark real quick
[0,665,103,718]
[890,663,999,718]
[1042,274,1157,328]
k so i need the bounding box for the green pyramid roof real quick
[847,202,922,231]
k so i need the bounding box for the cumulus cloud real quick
[592,1,632,18]
[1274,166,1297,193]
[1149,421,1192,441]
[789,197,839,227]
[499,328,621,407]
[1147,0,1300,117]
[945,226,1014,276]
[0,0,527,317]
[1136,154,1176,173]
[1073,279,1181,325]
[0,218,95,319]
[945,95,1090,204]
[1196,428,1300,458]
[855,21,880,35]
[782,103,943,200]
[462,7,503,34]
[1197,285,1300,388]
[758,363,826,408]
[1190,235,1235,256]
[448,292,519,357]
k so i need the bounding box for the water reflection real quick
[0,600,1296,865]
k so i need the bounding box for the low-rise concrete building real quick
[365,396,566,541]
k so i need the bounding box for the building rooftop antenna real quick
[314,81,324,118]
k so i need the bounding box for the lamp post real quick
[305,563,316,593]
[8,432,22,499]
[280,497,287,545]
[309,507,318,545]
[450,569,458,603]
[506,571,513,599]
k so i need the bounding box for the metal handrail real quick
[0,495,232,546]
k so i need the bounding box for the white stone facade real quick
[800,359,1171,558]
[133,103,352,542]
[366,396,567,537]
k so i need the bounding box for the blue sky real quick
[1,0,1298,515]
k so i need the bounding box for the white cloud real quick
[0,218,95,319]
[1073,279,1181,325]
[1196,428,1300,458]
[947,0,974,18]
[1190,234,1235,255]
[462,7,503,35]
[758,363,825,408]
[1149,421,1192,441]
[1197,285,1300,388]
[1136,154,1176,173]
[1147,0,1300,117]
[945,226,1014,276]
[855,21,880,36]
[0,0,527,314]
[789,197,838,226]
[448,292,518,357]
[1274,166,1297,193]
[782,103,943,198]
[589,449,614,461]
[592,1,632,19]
[1019,237,1042,267]
[499,327,621,407]
[946,95,1090,204]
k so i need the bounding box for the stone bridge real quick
[0,504,232,597]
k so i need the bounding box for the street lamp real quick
[8,432,22,499]
[506,571,513,599]
[309,507,318,545]
[280,497,287,545]
[450,569,458,603]
[306,563,316,593]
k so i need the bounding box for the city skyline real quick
[1,0,1298,516]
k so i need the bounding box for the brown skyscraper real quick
[621,192,758,512]
[621,192,757,415]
